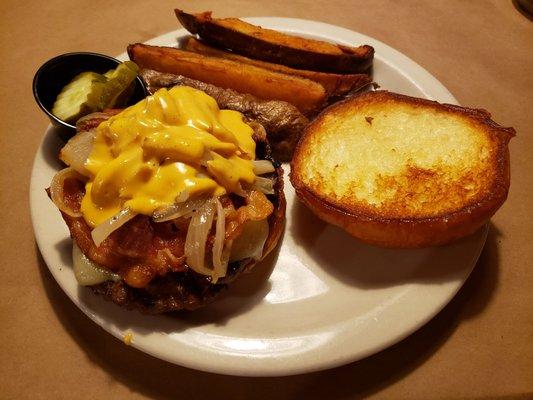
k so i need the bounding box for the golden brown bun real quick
[290,91,515,248]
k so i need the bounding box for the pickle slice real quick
[52,72,106,122]
[99,62,139,108]
[52,62,140,123]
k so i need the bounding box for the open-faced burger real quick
[48,85,285,313]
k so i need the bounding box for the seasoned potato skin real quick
[128,43,326,115]
[175,9,374,73]
[182,37,372,97]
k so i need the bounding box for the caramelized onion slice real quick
[184,199,216,276]
[50,167,86,218]
[152,195,209,223]
[230,219,269,262]
[91,208,136,247]
[212,198,230,283]
[59,129,96,176]
[253,160,275,175]
[75,111,112,126]
[252,176,275,195]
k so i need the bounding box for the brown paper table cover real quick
[1,0,531,398]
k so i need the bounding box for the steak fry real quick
[128,43,326,115]
[182,37,372,97]
[175,9,374,73]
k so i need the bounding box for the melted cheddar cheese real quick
[81,86,256,227]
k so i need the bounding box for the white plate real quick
[30,18,487,377]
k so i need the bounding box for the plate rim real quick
[31,17,486,377]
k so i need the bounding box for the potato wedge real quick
[128,43,326,115]
[175,10,374,73]
[182,37,372,97]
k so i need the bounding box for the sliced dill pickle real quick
[111,82,135,108]
[99,62,139,108]
[52,72,106,122]
[52,62,140,122]
[104,61,138,79]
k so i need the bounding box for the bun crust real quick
[290,91,514,248]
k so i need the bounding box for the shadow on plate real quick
[45,233,280,335]
[290,199,488,288]
[35,225,500,399]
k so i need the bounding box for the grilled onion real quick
[252,176,275,195]
[212,198,230,283]
[59,129,95,176]
[91,208,137,247]
[253,160,275,175]
[184,199,216,276]
[75,112,111,126]
[152,195,208,223]
[50,167,86,218]
[230,218,269,262]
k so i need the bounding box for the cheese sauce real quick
[81,86,256,227]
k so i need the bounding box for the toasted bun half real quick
[290,91,515,248]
